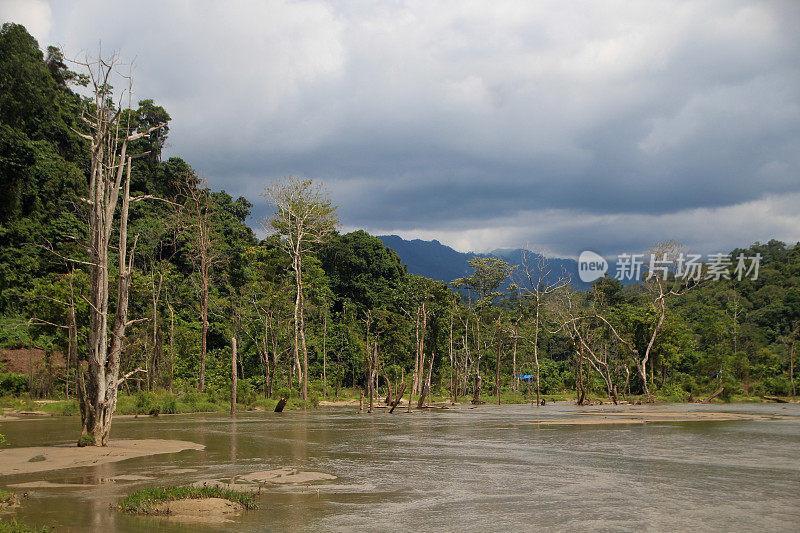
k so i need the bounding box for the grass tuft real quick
[0,519,50,533]
[118,484,257,515]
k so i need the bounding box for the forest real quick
[1,22,798,437]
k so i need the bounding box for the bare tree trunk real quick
[231,336,237,416]
[473,313,483,404]
[534,302,541,407]
[291,253,305,399]
[576,345,586,405]
[261,311,270,397]
[389,382,406,413]
[791,340,796,396]
[168,300,175,392]
[148,270,163,390]
[495,313,502,403]
[511,322,518,393]
[200,267,208,392]
[423,346,435,407]
[368,342,377,413]
[323,304,327,398]
[449,307,455,403]
[66,273,77,399]
[82,153,139,445]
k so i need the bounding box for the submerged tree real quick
[264,177,338,402]
[453,256,514,404]
[518,250,569,406]
[73,53,166,445]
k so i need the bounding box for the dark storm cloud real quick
[7,0,800,255]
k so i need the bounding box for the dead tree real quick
[264,177,338,402]
[231,336,237,416]
[178,175,223,392]
[495,313,502,402]
[389,382,407,413]
[555,289,619,404]
[518,249,569,407]
[635,240,695,399]
[73,53,166,445]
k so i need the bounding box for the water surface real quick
[2,403,799,532]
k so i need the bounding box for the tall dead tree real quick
[519,249,569,407]
[453,257,514,405]
[264,177,338,402]
[231,336,237,416]
[73,54,165,445]
[555,288,618,404]
[179,175,222,392]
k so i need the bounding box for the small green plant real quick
[160,394,177,415]
[77,434,95,447]
[0,518,50,533]
[27,455,45,463]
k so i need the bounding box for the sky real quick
[2,0,799,258]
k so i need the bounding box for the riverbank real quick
[0,440,204,476]
[1,403,798,532]
[1,390,796,421]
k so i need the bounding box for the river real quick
[2,402,799,532]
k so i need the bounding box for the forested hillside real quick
[0,23,797,414]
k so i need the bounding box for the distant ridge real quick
[378,235,595,289]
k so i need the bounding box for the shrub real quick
[764,376,791,396]
[0,373,28,396]
[657,383,689,402]
[133,391,160,415]
[160,394,178,415]
[77,434,95,447]
[718,377,744,402]
[237,379,257,408]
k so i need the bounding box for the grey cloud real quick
[27,0,800,255]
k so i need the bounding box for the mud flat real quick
[151,497,244,524]
[523,408,794,426]
[0,439,204,475]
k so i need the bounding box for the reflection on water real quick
[2,403,799,532]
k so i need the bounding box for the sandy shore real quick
[152,497,244,524]
[523,409,792,426]
[0,439,204,476]
[192,468,338,493]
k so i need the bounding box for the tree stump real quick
[274,398,287,412]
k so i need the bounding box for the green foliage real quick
[0,373,28,395]
[77,434,95,447]
[117,484,257,514]
[0,518,50,533]
[0,22,797,411]
[656,383,690,402]
[453,256,515,308]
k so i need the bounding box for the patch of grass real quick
[0,397,36,411]
[118,485,257,515]
[251,397,278,411]
[38,400,79,416]
[0,489,13,502]
[0,519,50,533]
[27,455,45,463]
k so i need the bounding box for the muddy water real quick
[2,403,799,532]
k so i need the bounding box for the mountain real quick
[377,235,475,284]
[378,235,594,290]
